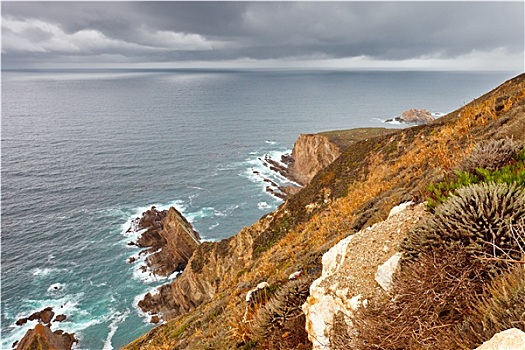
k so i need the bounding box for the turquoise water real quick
[1,69,517,349]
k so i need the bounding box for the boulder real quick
[475,328,525,350]
[374,252,402,293]
[54,314,67,322]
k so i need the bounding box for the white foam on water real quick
[384,119,403,125]
[265,140,277,145]
[257,202,271,210]
[184,207,215,223]
[208,222,220,230]
[167,271,182,280]
[32,267,65,277]
[47,283,67,294]
[102,309,130,350]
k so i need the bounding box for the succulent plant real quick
[250,277,311,342]
[456,137,523,174]
[404,182,525,262]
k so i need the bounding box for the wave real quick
[257,201,271,210]
[47,283,67,295]
[102,309,130,350]
[3,293,94,349]
[32,267,66,277]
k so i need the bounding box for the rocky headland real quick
[128,206,201,277]
[259,128,396,199]
[124,74,525,350]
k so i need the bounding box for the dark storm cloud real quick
[2,1,523,69]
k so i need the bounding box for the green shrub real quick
[426,140,525,209]
[404,182,525,262]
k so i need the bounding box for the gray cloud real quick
[2,1,523,69]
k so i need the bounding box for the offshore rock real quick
[386,108,434,124]
[15,323,76,350]
[134,206,201,277]
[16,307,55,326]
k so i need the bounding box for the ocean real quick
[1,69,518,349]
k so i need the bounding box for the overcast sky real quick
[2,1,524,70]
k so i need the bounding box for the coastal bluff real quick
[288,128,395,186]
[125,73,525,350]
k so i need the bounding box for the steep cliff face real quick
[138,212,277,320]
[288,134,342,185]
[133,206,201,277]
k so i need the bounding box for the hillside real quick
[125,73,525,350]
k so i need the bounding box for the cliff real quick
[287,134,341,185]
[288,128,395,186]
[125,73,525,350]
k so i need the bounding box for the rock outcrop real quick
[137,213,274,320]
[386,108,435,124]
[302,202,428,350]
[15,323,76,350]
[131,206,201,277]
[16,307,55,326]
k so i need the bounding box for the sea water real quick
[1,69,518,349]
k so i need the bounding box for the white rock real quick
[475,328,525,350]
[375,252,402,292]
[246,281,270,302]
[388,201,414,219]
[348,294,362,310]
[289,270,303,280]
[302,234,355,350]
[256,281,269,289]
